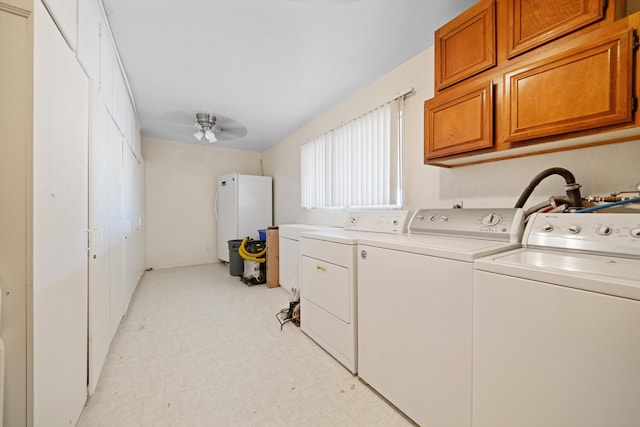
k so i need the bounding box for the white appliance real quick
[299,211,408,374]
[215,173,272,262]
[278,224,337,293]
[473,212,640,427]
[356,208,524,427]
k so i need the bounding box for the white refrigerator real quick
[215,173,273,262]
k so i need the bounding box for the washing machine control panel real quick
[409,208,525,243]
[525,212,640,258]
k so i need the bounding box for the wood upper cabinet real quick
[425,81,494,159]
[506,0,606,58]
[425,0,636,166]
[435,0,496,90]
[503,22,634,143]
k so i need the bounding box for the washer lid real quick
[278,224,338,240]
[301,229,390,245]
[475,248,640,300]
[357,233,521,262]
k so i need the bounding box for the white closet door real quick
[109,127,125,337]
[123,145,139,311]
[33,2,88,424]
[41,0,77,50]
[88,88,112,394]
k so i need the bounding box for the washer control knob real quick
[428,215,437,222]
[596,225,612,236]
[630,227,640,238]
[568,225,581,234]
[542,223,554,232]
[440,216,449,222]
[415,215,424,221]
[481,213,502,226]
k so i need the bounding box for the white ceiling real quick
[102,0,476,152]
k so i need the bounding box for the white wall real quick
[143,138,264,268]
[262,46,640,226]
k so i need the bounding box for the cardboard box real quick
[266,226,280,288]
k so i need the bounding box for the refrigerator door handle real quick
[214,190,220,223]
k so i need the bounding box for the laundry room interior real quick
[2,0,640,426]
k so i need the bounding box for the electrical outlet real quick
[453,200,463,209]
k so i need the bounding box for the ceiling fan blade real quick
[212,115,248,140]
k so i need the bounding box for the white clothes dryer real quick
[298,211,408,374]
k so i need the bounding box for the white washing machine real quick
[299,211,408,374]
[473,212,640,427]
[356,208,525,427]
[278,224,337,293]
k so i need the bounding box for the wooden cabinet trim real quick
[507,0,606,59]
[503,26,633,144]
[0,1,31,17]
[435,0,496,90]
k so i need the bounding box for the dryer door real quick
[300,255,350,323]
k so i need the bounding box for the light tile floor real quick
[77,263,414,427]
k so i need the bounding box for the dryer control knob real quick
[630,227,640,238]
[568,225,581,234]
[596,225,612,236]
[542,224,554,232]
[481,213,502,226]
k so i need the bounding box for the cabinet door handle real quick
[316,265,327,273]
[86,229,95,251]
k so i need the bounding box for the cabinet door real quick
[425,80,494,160]
[33,2,89,424]
[41,0,77,50]
[435,0,495,90]
[503,24,633,144]
[77,0,101,81]
[507,0,605,58]
[88,88,112,395]
[109,127,125,338]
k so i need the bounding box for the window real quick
[301,97,404,208]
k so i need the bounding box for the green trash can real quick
[228,239,244,277]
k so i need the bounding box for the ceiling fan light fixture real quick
[185,112,245,144]
[204,129,217,143]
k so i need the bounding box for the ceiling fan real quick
[193,113,221,143]
[160,111,248,145]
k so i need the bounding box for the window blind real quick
[301,99,403,209]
